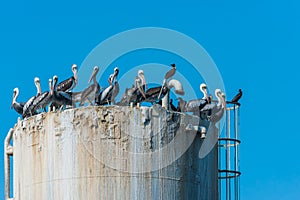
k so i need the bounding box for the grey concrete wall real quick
[11,105,218,200]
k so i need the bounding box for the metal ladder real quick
[218,102,241,200]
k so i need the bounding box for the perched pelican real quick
[201,89,226,123]
[23,77,42,118]
[32,79,53,112]
[158,63,176,99]
[111,81,119,104]
[117,75,146,106]
[138,69,147,90]
[80,66,100,106]
[97,67,120,105]
[56,64,78,92]
[176,83,210,114]
[11,88,26,115]
[96,74,114,105]
[52,75,74,109]
[50,64,78,110]
[231,89,242,104]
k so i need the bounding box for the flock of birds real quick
[11,63,242,123]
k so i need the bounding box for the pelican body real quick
[52,76,74,109]
[11,88,26,115]
[96,67,119,106]
[32,79,53,112]
[56,64,78,92]
[22,77,42,118]
[201,89,226,123]
[80,66,100,106]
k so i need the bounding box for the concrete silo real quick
[5,105,221,200]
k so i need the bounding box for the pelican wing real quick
[57,76,76,92]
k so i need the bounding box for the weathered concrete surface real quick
[11,105,218,200]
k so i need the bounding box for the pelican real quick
[96,74,114,105]
[117,75,146,106]
[110,71,120,104]
[56,64,78,92]
[22,77,42,118]
[231,89,242,104]
[52,75,74,109]
[138,69,147,90]
[201,89,226,123]
[177,83,210,114]
[97,67,120,105]
[79,66,100,106]
[11,88,26,115]
[158,63,176,99]
[32,79,53,113]
[144,79,184,103]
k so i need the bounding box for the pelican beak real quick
[88,69,97,84]
[137,82,146,99]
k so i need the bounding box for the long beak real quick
[88,69,97,84]
[137,82,146,99]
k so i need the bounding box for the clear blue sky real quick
[1,0,300,199]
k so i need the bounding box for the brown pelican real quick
[32,79,53,112]
[79,66,101,106]
[11,88,26,115]
[52,75,74,109]
[97,67,120,105]
[117,75,146,106]
[231,89,242,104]
[176,83,210,114]
[138,69,147,90]
[96,74,114,105]
[201,89,226,123]
[49,64,78,111]
[22,77,42,118]
[57,64,78,92]
[158,63,176,99]
[110,68,120,104]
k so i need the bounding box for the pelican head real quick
[72,64,77,71]
[215,89,226,109]
[138,70,144,76]
[200,83,209,101]
[34,77,42,94]
[88,66,99,84]
[11,88,19,108]
[108,74,114,85]
[215,89,222,97]
[53,75,58,88]
[221,92,227,109]
[72,64,78,84]
[114,67,119,75]
[13,88,19,96]
[138,70,146,86]
[34,77,40,85]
